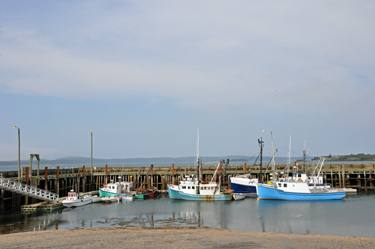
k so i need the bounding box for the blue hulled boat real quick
[229,175,258,197]
[257,181,346,200]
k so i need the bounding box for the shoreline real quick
[0,227,374,249]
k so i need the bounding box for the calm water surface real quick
[0,192,374,238]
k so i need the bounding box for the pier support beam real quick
[82,165,86,193]
[57,166,60,197]
[105,165,108,185]
[45,167,48,191]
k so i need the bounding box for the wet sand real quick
[0,227,373,249]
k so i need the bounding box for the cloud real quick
[1,1,374,121]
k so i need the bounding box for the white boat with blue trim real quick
[257,180,346,200]
[168,174,232,201]
[167,130,232,201]
[257,133,345,200]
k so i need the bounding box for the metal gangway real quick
[0,176,59,202]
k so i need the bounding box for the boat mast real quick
[303,139,307,173]
[258,137,264,183]
[196,128,201,195]
[287,135,291,177]
[263,130,275,181]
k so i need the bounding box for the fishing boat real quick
[230,138,265,197]
[62,190,92,207]
[99,178,134,197]
[256,180,346,200]
[132,164,156,200]
[230,175,258,197]
[257,132,345,200]
[167,131,231,201]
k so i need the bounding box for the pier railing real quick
[0,176,59,202]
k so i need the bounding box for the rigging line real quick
[262,141,303,156]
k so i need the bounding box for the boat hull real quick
[230,178,257,197]
[62,198,92,208]
[121,194,134,201]
[99,189,121,197]
[233,193,246,200]
[257,185,346,200]
[167,185,231,201]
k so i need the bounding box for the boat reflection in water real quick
[257,199,345,236]
[0,194,374,238]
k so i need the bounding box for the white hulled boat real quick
[62,190,92,207]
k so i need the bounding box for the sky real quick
[1,1,375,162]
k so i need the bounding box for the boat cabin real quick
[290,172,308,182]
[274,181,311,193]
[67,191,79,200]
[178,175,220,195]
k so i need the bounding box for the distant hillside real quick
[312,153,375,161]
[0,155,311,167]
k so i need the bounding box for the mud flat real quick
[0,227,374,249]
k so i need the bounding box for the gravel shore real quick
[0,227,373,249]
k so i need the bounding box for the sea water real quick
[0,192,374,238]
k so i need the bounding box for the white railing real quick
[0,176,59,202]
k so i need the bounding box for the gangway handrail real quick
[0,176,59,202]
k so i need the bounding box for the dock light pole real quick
[88,131,93,187]
[262,130,275,179]
[13,126,21,182]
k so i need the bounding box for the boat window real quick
[278,183,281,187]
[188,186,191,189]
[298,174,301,177]
[182,186,186,189]
[192,186,195,189]
[284,183,287,187]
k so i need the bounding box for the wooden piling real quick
[82,165,86,192]
[57,166,60,197]
[342,164,345,188]
[172,164,175,185]
[105,165,108,185]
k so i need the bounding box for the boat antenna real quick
[196,128,201,194]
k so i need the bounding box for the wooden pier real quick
[1,162,374,213]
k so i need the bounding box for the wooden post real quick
[151,164,154,187]
[364,170,367,191]
[172,164,175,185]
[82,165,86,192]
[244,163,247,174]
[330,170,333,188]
[56,166,60,197]
[25,167,29,205]
[338,168,341,188]
[342,164,345,188]
[105,165,108,185]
